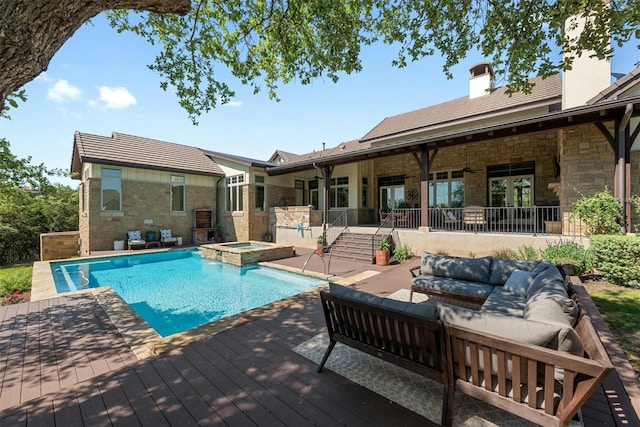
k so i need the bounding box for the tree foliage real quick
[1,0,639,123]
[0,139,78,265]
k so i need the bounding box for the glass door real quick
[380,185,405,210]
[489,175,532,207]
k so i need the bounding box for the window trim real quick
[170,175,186,212]
[101,168,122,212]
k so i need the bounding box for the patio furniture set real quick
[318,252,613,426]
[126,228,180,250]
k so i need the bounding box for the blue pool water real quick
[50,250,326,337]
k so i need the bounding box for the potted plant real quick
[316,234,327,256]
[376,237,391,266]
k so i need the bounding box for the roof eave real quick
[80,157,225,178]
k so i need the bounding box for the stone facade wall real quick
[40,231,80,261]
[371,130,560,207]
[81,177,216,253]
[559,123,616,207]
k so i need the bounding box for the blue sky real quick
[2,13,639,187]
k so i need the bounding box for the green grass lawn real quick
[0,263,32,305]
[586,283,640,376]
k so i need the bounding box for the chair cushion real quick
[128,230,142,240]
[503,270,536,296]
[412,275,494,300]
[159,229,173,239]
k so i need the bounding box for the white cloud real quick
[224,100,244,107]
[47,79,82,103]
[94,86,137,109]
[35,72,54,83]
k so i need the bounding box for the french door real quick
[489,175,533,207]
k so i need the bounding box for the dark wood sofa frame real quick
[318,286,613,427]
[318,291,453,426]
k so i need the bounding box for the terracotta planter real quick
[316,244,325,257]
[376,249,390,266]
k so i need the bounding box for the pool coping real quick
[31,251,366,360]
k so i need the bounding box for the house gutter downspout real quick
[617,103,633,233]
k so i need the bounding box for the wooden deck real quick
[1,250,638,426]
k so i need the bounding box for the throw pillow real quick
[128,230,142,240]
[504,270,536,296]
[160,229,172,239]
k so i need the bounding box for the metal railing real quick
[326,208,349,246]
[374,206,586,236]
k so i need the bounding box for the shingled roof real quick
[71,132,224,178]
[588,65,640,104]
[361,74,562,143]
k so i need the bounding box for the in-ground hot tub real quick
[200,241,295,266]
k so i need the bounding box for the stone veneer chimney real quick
[562,12,611,109]
[469,62,494,99]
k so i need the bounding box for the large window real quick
[295,179,305,205]
[255,175,266,211]
[361,177,369,208]
[171,175,185,212]
[428,170,464,208]
[101,168,121,211]
[330,177,349,208]
[309,179,319,209]
[226,174,244,212]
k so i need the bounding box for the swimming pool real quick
[50,250,326,337]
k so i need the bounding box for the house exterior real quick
[71,55,640,256]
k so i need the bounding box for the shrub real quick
[590,235,640,288]
[572,189,622,235]
[541,238,591,277]
[393,245,412,261]
[493,246,539,260]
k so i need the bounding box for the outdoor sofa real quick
[318,254,613,427]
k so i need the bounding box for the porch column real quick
[413,145,435,228]
[615,104,633,233]
[322,165,333,235]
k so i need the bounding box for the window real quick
[295,179,305,205]
[330,177,349,208]
[226,174,244,212]
[255,175,266,211]
[309,179,319,209]
[361,177,368,208]
[171,175,185,212]
[428,170,464,208]
[101,168,121,211]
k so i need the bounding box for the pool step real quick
[330,232,381,264]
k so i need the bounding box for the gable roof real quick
[201,149,275,168]
[361,74,562,143]
[71,132,224,178]
[588,66,640,104]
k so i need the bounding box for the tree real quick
[1,0,638,123]
[0,139,78,264]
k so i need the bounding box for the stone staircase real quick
[330,232,379,263]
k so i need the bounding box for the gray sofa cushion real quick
[524,298,583,356]
[526,265,580,324]
[503,270,536,296]
[412,275,495,300]
[481,287,527,317]
[329,283,439,320]
[420,252,492,283]
[489,258,541,285]
[439,304,560,346]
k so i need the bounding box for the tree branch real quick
[0,0,191,108]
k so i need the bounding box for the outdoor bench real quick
[318,281,613,427]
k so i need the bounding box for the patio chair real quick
[127,230,146,250]
[159,228,178,247]
[442,209,461,229]
[463,206,487,231]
